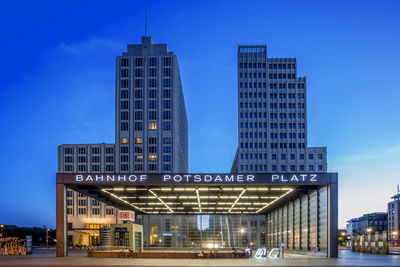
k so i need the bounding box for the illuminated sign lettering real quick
[72,173,323,184]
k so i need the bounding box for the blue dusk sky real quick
[1,0,400,229]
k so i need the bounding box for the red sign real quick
[118,210,135,222]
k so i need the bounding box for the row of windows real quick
[120,121,171,131]
[239,112,305,119]
[123,67,171,78]
[240,132,306,139]
[121,99,172,109]
[124,111,172,121]
[120,78,172,89]
[240,102,305,109]
[119,137,171,146]
[64,164,114,172]
[240,82,304,89]
[120,90,171,104]
[120,57,171,68]
[240,164,323,172]
[65,155,114,164]
[240,142,307,149]
[240,153,323,160]
[238,63,296,70]
[240,92,305,99]
[64,147,114,155]
[240,73,298,80]
[239,122,305,129]
[120,163,172,171]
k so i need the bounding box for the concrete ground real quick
[0,248,400,266]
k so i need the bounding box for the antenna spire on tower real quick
[145,8,147,37]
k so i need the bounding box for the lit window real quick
[149,123,157,130]
[149,155,157,161]
[121,138,129,144]
[135,138,143,144]
[135,155,143,162]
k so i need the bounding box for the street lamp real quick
[366,228,373,233]
[0,224,4,237]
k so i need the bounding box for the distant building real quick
[59,36,189,247]
[388,192,400,241]
[231,45,327,174]
[346,218,359,236]
[357,213,388,235]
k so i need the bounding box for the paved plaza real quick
[0,249,399,266]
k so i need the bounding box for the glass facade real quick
[265,187,329,255]
[140,214,265,248]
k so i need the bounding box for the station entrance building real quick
[56,172,338,257]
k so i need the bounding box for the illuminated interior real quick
[93,185,296,215]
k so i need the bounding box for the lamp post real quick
[0,224,4,237]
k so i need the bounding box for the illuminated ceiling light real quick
[126,188,137,191]
[256,189,294,213]
[101,189,144,213]
[228,189,247,213]
[222,188,234,191]
[198,188,208,191]
[174,188,185,191]
[148,189,174,213]
[161,188,172,191]
[113,188,124,191]
[196,189,201,212]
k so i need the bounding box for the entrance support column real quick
[327,174,338,258]
[56,176,67,257]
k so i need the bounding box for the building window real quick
[271,165,277,171]
[106,165,114,172]
[92,208,100,215]
[290,165,295,171]
[299,154,305,160]
[163,164,171,171]
[163,57,171,66]
[135,58,143,66]
[318,154,323,160]
[135,138,143,144]
[135,155,143,162]
[163,122,171,130]
[308,154,314,160]
[121,138,129,144]
[78,208,87,215]
[318,165,323,171]
[67,190,73,197]
[78,199,87,206]
[309,165,314,171]
[149,164,157,171]
[149,58,157,66]
[78,165,86,172]
[135,164,143,171]
[64,147,73,154]
[163,79,171,87]
[281,165,286,171]
[299,165,305,171]
[149,155,157,162]
[106,208,114,215]
[91,165,100,172]
[149,122,157,130]
[163,137,171,144]
[64,165,72,172]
